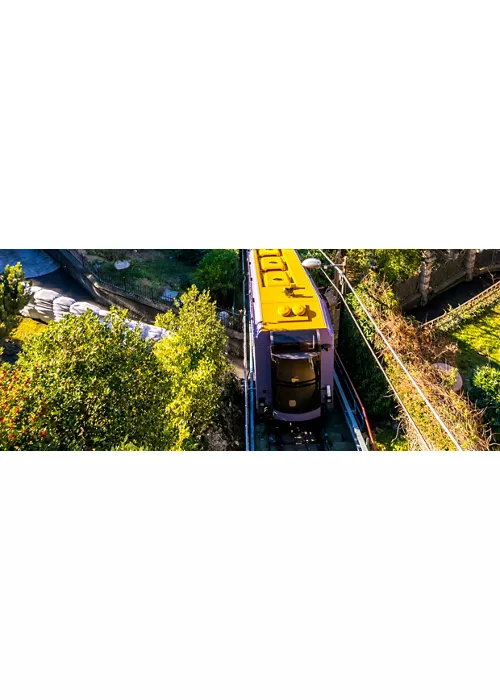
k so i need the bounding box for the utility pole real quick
[324,249,347,337]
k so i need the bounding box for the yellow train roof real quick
[252,249,328,331]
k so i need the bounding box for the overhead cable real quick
[316,249,463,451]
[318,269,430,451]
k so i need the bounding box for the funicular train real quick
[247,249,335,423]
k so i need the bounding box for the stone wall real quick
[393,249,500,310]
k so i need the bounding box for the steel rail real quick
[246,250,256,451]
[334,350,378,450]
[241,250,250,451]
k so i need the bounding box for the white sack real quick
[53,296,76,322]
[34,289,61,303]
[69,301,101,317]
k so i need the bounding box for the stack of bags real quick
[20,285,171,343]
[32,289,62,322]
[20,285,43,319]
[53,296,76,322]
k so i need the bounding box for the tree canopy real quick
[0,263,31,343]
[0,309,172,450]
[299,249,423,285]
[0,287,231,451]
[194,249,241,302]
[154,286,230,450]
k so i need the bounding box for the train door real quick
[270,331,322,415]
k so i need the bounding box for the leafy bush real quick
[0,309,172,451]
[299,248,422,284]
[170,249,207,265]
[0,289,232,451]
[0,263,31,343]
[155,286,230,450]
[338,303,396,422]
[469,366,500,433]
[194,249,241,302]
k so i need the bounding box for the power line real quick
[316,250,463,451]
[318,269,430,451]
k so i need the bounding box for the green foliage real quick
[337,274,400,422]
[298,248,422,285]
[370,249,422,283]
[0,263,31,342]
[338,303,396,422]
[155,286,230,450]
[0,309,172,451]
[374,426,410,451]
[469,366,500,435]
[194,249,241,301]
[447,299,500,380]
[431,284,500,335]
[169,249,207,265]
[85,249,200,291]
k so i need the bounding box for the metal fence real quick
[421,279,500,332]
[66,249,176,303]
[66,249,243,331]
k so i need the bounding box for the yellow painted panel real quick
[258,248,281,257]
[260,256,286,272]
[252,249,328,331]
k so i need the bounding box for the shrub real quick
[0,263,31,343]
[194,249,241,302]
[469,366,500,434]
[0,309,172,451]
[155,286,230,450]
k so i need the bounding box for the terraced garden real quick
[83,249,206,293]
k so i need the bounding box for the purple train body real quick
[248,249,335,423]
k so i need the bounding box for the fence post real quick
[465,249,477,281]
[418,250,436,306]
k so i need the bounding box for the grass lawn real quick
[84,250,202,291]
[448,300,500,380]
[1,318,47,364]
[9,317,47,343]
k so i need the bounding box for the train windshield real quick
[271,333,321,414]
[270,330,318,353]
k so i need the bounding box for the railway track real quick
[241,249,372,452]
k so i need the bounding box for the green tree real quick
[0,309,172,451]
[0,263,31,343]
[155,286,230,450]
[194,249,241,302]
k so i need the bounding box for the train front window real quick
[271,351,321,414]
[270,330,319,353]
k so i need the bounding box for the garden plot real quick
[83,249,202,293]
